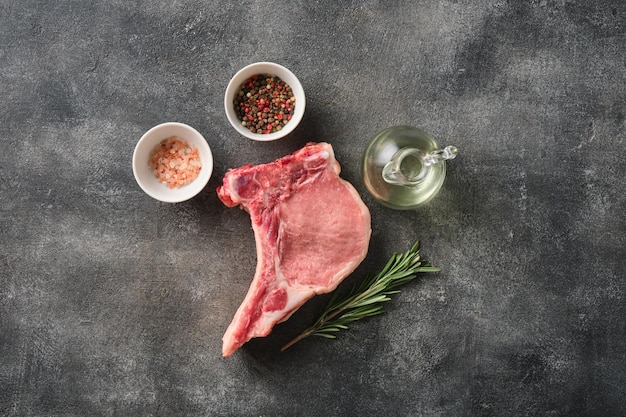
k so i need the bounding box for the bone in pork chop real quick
[217,142,371,357]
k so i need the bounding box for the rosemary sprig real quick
[281,241,440,351]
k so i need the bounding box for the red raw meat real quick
[217,142,371,357]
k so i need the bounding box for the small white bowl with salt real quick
[132,122,213,203]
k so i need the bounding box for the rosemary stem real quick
[280,241,439,352]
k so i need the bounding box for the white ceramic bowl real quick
[224,62,305,141]
[132,122,213,203]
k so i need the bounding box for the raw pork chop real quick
[217,142,371,357]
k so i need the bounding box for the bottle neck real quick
[382,148,430,186]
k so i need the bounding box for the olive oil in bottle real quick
[361,126,457,210]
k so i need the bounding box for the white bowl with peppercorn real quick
[132,122,213,203]
[225,62,305,141]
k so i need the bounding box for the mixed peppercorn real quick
[234,74,296,134]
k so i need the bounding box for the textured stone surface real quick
[1,1,625,416]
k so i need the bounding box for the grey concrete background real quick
[1,1,625,416]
